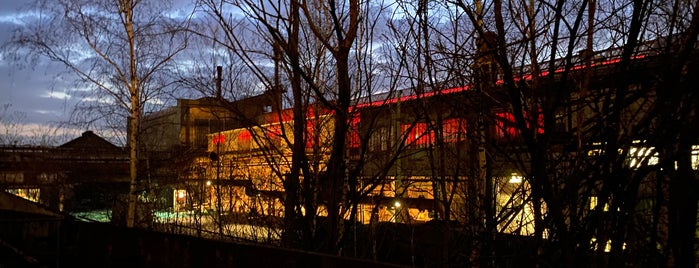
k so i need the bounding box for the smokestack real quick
[216,66,222,99]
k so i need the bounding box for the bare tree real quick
[435,0,699,266]
[196,0,434,255]
[160,0,698,265]
[0,103,75,146]
[0,103,29,146]
[5,0,193,227]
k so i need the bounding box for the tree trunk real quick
[122,0,140,229]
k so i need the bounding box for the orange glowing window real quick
[266,124,282,137]
[495,112,519,138]
[443,118,467,142]
[348,117,360,148]
[213,133,225,144]
[495,111,544,138]
[237,130,251,142]
[402,122,434,148]
[306,120,319,149]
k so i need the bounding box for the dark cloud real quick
[0,1,32,15]
[0,61,76,123]
[0,0,198,128]
[0,0,68,125]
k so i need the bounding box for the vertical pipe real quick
[216,66,222,100]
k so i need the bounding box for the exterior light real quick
[177,190,186,199]
[509,173,523,184]
[394,201,401,208]
[206,180,211,186]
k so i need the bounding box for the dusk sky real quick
[0,0,199,143]
[1,0,78,131]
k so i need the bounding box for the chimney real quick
[216,66,222,99]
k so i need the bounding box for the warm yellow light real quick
[394,201,401,208]
[177,190,186,199]
[206,181,211,186]
[509,173,523,183]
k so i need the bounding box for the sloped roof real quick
[59,131,121,152]
[0,191,62,218]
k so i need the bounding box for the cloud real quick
[41,90,71,100]
[0,0,204,145]
[0,61,78,124]
[0,10,40,26]
[0,1,32,16]
[83,96,115,105]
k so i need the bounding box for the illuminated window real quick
[176,189,186,199]
[495,174,536,235]
[692,145,699,170]
[306,120,316,149]
[509,173,523,183]
[495,112,518,138]
[348,117,361,149]
[305,118,331,149]
[402,123,433,148]
[264,124,282,146]
[590,237,626,252]
[212,133,225,144]
[7,188,40,203]
[442,118,467,143]
[627,145,658,169]
[239,130,252,148]
[495,111,544,138]
[588,142,603,156]
[174,189,187,211]
[266,124,281,137]
[237,130,251,142]
[589,196,609,211]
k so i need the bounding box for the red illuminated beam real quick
[355,53,650,109]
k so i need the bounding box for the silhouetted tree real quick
[6,0,193,227]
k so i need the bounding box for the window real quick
[237,130,251,141]
[495,111,544,138]
[306,120,318,149]
[236,130,252,149]
[692,145,699,170]
[305,118,333,149]
[6,188,40,203]
[589,196,610,211]
[442,118,467,143]
[347,117,361,149]
[495,112,518,138]
[210,119,223,132]
[402,123,434,148]
[194,119,209,147]
[212,133,225,145]
[369,126,390,151]
[627,144,658,169]
[265,124,282,145]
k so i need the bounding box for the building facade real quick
[165,46,699,240]
[138,91,284,214]
[0,131,129,213]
